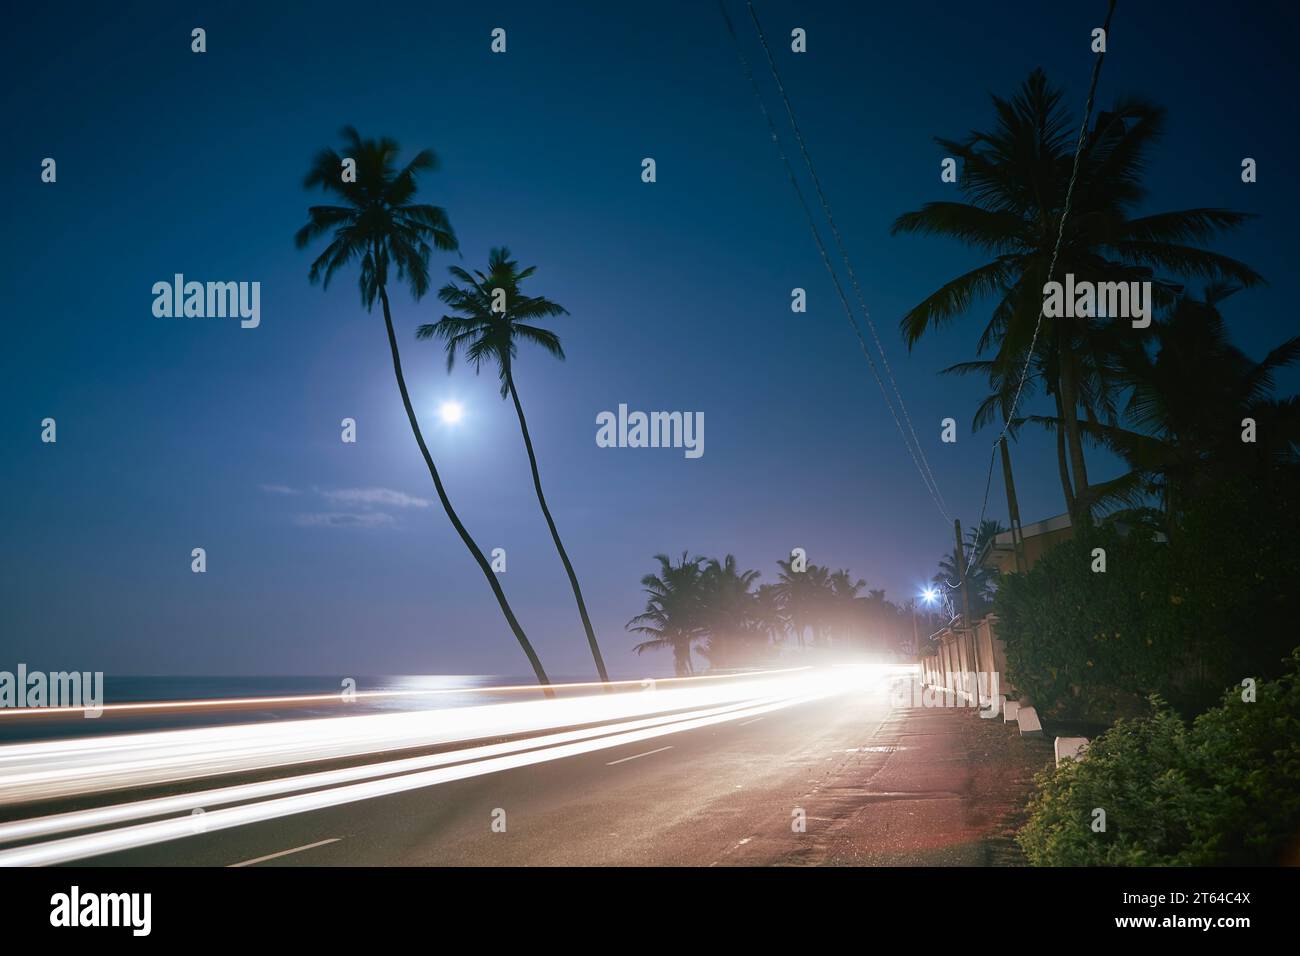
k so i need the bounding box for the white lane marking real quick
[228,838,340,868]
[738,717,764,726]
[0,694,834,866]
[606,746,673,766]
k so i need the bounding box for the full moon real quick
[438,401,464,425]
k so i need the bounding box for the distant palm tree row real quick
[295,127,604,688]
[627,553,918,675]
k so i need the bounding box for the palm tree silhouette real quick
[697,555,765,668]
[294,129,550,690]
[627,552,707,676]
[1026,285,1300,523]
[892,70,1261,522]
[417,248,610,682]
[932,519,1004,617]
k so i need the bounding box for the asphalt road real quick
[65,688,894,866]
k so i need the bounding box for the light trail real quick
[0,667,901,809]
[0,671,828,805]
[0,666,894,865]
[0,692,835,866]
[0,695,787,844]
[0,666,811,719]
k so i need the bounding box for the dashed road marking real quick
[228,837,340,867]
[606,746,673,766]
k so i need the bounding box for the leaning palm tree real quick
[892,69,1262,522]
[294,129,550,689]
[627,553,706,676]
[417,248,609,682]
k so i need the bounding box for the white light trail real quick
[0,695,820,866]
[0,670,829,805]
[0,665,887,866]
[0,695,784,845]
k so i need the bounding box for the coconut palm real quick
[772,558,830,648]
[294,129,550,689]
[417,248,610,682]
[828,569,866,643]
[627,553,707,676]
[892,70,1262,522]
[1027,285,1300,523]
[933,520,1004,617]
[697,555,766,668]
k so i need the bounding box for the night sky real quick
[3,1,1297,677]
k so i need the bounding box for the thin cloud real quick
[259,483,301,495]
[318,487,432,509]
[293,512,396,529]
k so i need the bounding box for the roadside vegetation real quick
[1018,651,1300,865]
[897,70,1299,865]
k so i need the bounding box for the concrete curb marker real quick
[1017,705,1043,737]
[1054,736,1089,766]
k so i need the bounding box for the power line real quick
[743,1,951,521]
[995,0,1119,447]
[718,0,952,524]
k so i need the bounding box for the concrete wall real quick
[921,616,1015,701]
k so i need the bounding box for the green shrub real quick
[994,474,1300,720]
[995,525,1180,721]
[1018,650,1300,866]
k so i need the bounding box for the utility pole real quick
[954,519,981,709]
[999,436,1028,573]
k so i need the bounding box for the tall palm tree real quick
[627,553,706,676]
[416,248,610,682]
[294,129,550,689]
[892,70,1262,522]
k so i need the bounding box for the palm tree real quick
[933,519,1004,617]
[892,70,1262,522]
[697,555,765,668]
[1027,285,1300,523]
[752,583,790,647]
[828,569,866,645]
[627,553,706,676]
[417,249,609,682]
[772,558,831,648]
[294,129,550,689]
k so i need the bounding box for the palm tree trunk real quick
[1053,391,1077,517]
[1056,344,1092,524]
[377,286,552,694]
[504,366,610,683]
